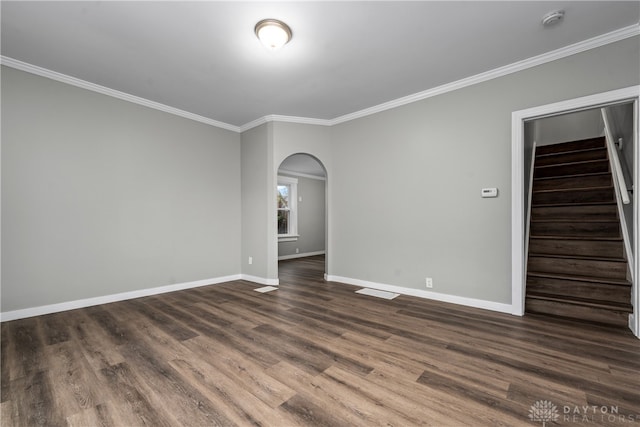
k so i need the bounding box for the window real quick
[277,176,298,241]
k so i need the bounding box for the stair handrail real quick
[601,108,631,205]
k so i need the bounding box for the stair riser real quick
[528,257,627,280]
[533,174,611,191]
[535,148,607,166]
[536,138,606,155]
[534,161,609,178]
[526,276,630,304]
[530,205,618,221]
[525,298,629,326]
[528,238,624,258]
[532,188,614,205]
[530,222,620,238]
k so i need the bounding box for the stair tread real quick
[535,138,605,156]
[535,147,607,159]
[532,185,613,194]
[530,205,618,220]
[529,235,622,241]
[535,159,608,169]
[531,201,616,206]
[534,172,611,182]
[527,271,631,286]
[530,219,619,223]
[526,293,633,312]
[528,253,626,263]
[532,201,616,208]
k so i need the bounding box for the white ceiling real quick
[2,2,639,129]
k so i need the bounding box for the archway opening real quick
[276,153,327,283]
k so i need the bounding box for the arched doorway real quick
[276,153,327,282]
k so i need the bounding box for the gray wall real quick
[240,123,274,279]
[1,66,241,312]
[533,109,604,146]
[277,174,326,257]
[329,36,639,304]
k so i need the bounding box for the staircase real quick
[525,137,633,327]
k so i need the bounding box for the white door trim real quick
[511,86,640,337]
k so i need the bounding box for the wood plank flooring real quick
[2,255,639,426]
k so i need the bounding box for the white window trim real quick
[277,176,298,241]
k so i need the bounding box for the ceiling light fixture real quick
[541,10,565,26]
[255,19,292,50]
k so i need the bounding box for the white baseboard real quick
[325,275,512,314]
[278,250,325,261]
[240,274,280,286]
[0,274,242,322]
[0,272,512,322]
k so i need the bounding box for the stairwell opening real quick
[512,87,639,336]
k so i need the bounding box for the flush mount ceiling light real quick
[541,10,565,26]
[255,19,292,50]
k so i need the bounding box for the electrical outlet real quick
[248,257,253,265]
[296,248,299,254]
[425,277,433,288]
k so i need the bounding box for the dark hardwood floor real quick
[2,255,639,426]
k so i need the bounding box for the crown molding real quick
[2,24,638,133]
[330,24,640,125]
[239,114,331,133]
[0,56,241,133]
[239,116,270,133]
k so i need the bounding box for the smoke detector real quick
[542,10,565,26]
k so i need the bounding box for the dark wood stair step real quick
[530,235,623,240]
[535,147,607,166]
[534,160,609,179]
[527,275,631,305]
[531,202,616,209]
[527,271,630,286]
[527,253,625,262]
[527,255,627,280]
[530,204,617,221]
[532,186,614,205]
[531,219,619,223]
[532,173,611,191]
[530,221,620,238]
[528,237,624,258]
[525,295,630,327]
[527,293,632,311]
[535,137,605,155]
